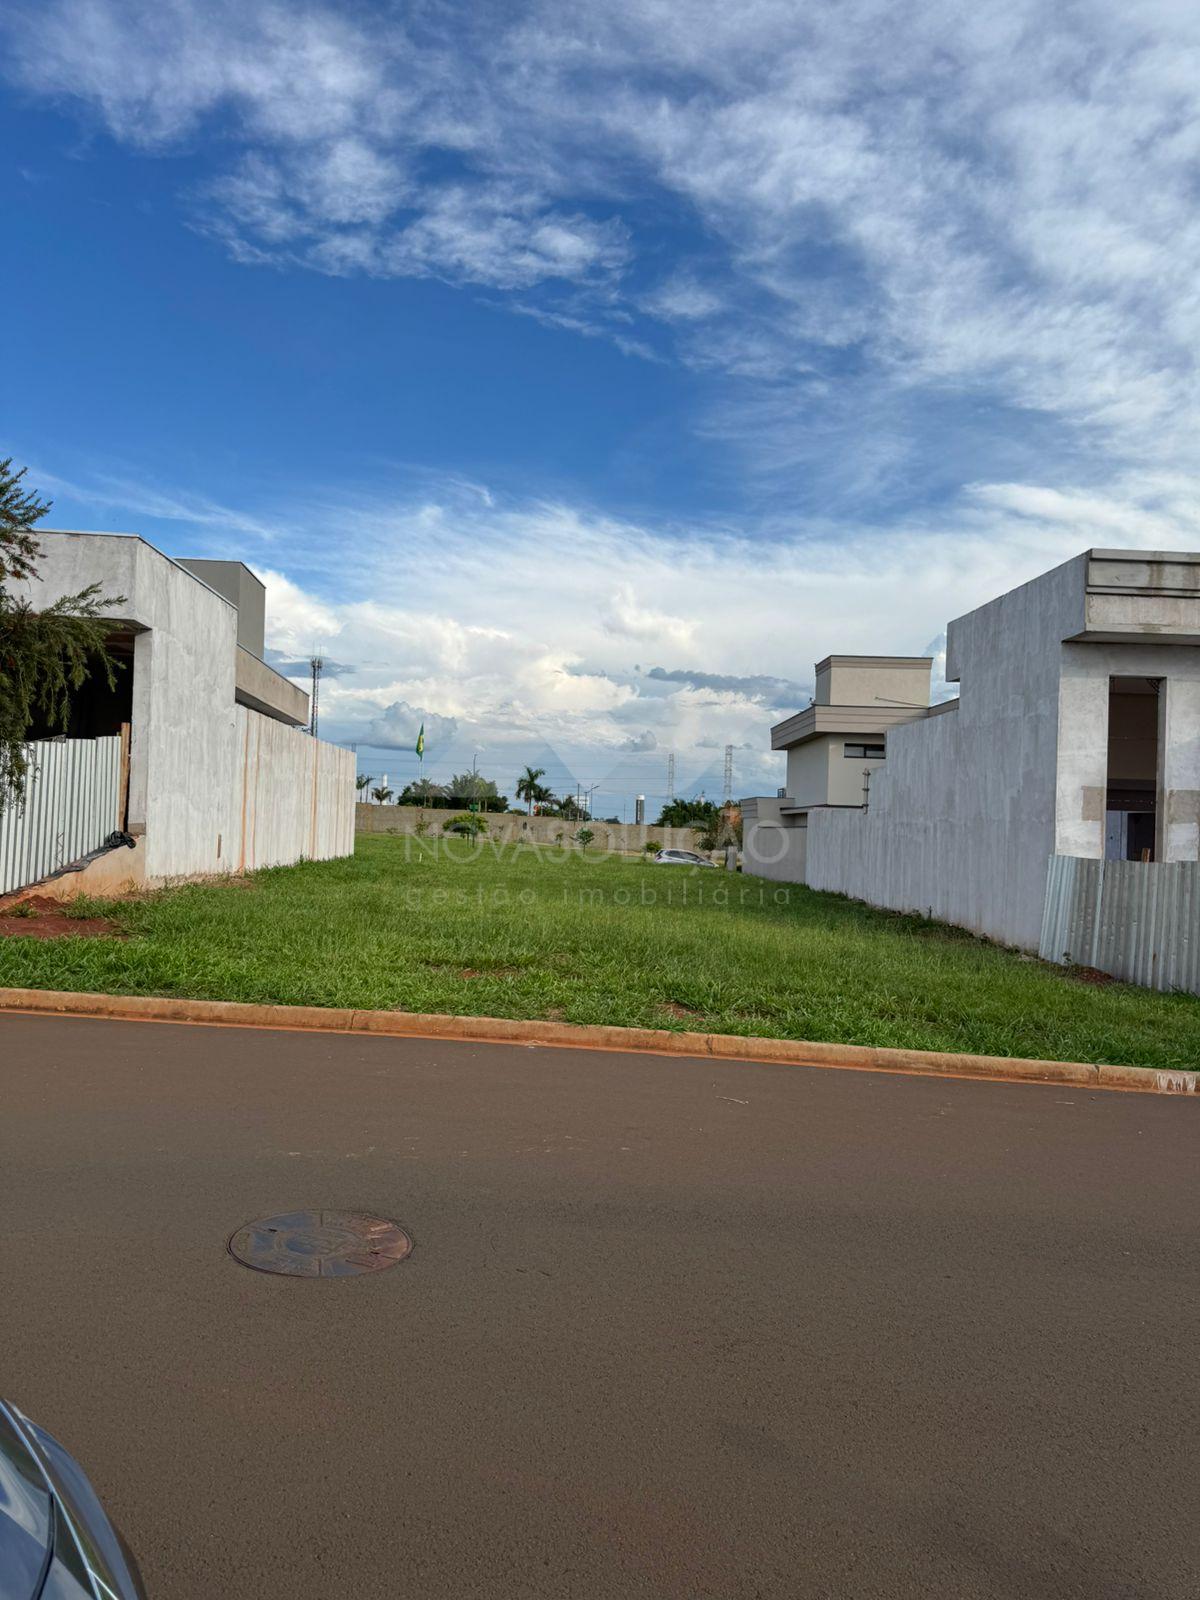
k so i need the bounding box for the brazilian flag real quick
[415,723,425,758]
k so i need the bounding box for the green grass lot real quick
[2,836,1198,1068]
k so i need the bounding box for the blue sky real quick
[5,0,1200,816]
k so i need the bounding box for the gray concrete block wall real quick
[355,804,705,854]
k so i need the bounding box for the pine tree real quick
[0,459,124,809]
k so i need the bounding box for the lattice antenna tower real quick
[666,752,676,801]
[723,744,733,804]
[309,653,324,738]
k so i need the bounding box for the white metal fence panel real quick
[0,737,122,895]
[1039,854,1200,995]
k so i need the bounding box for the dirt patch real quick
[0,896,124,941]
[458,965,521,980]
[659,1000,700,1020]
[1070,965,1119,987]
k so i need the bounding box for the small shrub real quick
[442,812,487,837]
[575,827,595,850]
[642,840,659,855]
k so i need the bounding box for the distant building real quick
[742,655,934,884]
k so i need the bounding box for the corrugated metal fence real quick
[1039,854,1200,995]
[0,737,122,895]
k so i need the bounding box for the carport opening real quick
[1105,676,1161,861]
[22,630,134,741]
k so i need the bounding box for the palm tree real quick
[371,785,393,805]
[355,773,372,797]
[515,765,546,815]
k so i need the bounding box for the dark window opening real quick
[1105,676,1161,862]
[844,742,885,760]
[23,631,135,743]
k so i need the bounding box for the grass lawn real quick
[1,835,1198,1068]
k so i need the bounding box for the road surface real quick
[1,1012,1197,1599]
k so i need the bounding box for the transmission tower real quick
[309,654,324,738]
[723,743,733,804]
[666,752,675,801]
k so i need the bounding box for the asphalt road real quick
[2,1013,1198,1600]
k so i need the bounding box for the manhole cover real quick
[228,1210,413,1278]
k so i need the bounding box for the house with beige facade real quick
[742,549,1200,990]
[742,655,937,884]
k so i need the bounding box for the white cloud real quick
[56,461,1198,803]
[13,0,1200,491]
[365,701,457,751]
[257,567,341,653]
[602,583,695,649]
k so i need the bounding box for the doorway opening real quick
[1105,676,1162,861]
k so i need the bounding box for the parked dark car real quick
[0,1400,146,1599]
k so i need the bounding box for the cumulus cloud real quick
[602,584,694,649]
[52,460,1199,807]
[364,701,458,751]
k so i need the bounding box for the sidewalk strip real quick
[1,986,1195,1094]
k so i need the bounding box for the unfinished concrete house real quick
[2,531,355,897]
[742,550,1200,990]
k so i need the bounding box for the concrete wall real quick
[1055,641,1200,863]
[15,532,353,888]
[177,559,266,656]
[14,532,241,881]
[355,804,704,853]
[741,799,808,882]
[236,708,355,870]
[235,645,309,727]
[804,557,1086,950]
[803,552,1200,950]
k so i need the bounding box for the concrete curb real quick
[0,986,1196,1096]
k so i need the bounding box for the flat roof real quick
[1088,548,1200,563]
[814,654,934,671]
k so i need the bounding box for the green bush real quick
[442,812,487,837]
